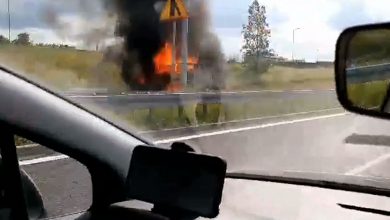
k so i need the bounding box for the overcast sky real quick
[1,0,390,61]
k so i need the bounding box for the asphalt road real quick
[19,109,390,217]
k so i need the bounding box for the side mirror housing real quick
[335,22,390,119]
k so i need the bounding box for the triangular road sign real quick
[160,0,189,21]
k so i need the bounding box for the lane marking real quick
[66,89,335,98]
[154,113,347,144]
[345,153,390,175]
[68,95,108,98]
[20,155,69,166]
[292,89,314,92]
[140,108,343,134]
[19,111,346,166]
[17,144,39,149]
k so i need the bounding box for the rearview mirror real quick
[336,23,390,119]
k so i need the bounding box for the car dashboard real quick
[48,178,390,220]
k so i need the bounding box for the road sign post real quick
[181,0,189,87]
[172,21,177,79]
[160,0,190,90]
[160,0,189,22]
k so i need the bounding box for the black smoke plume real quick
[103,0,164,90]
[102,0,224,91]
[42,0,225,90]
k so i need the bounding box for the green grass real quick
[0,45,335,92]
[347,81,389,109]
[227,64,334,90]
[121,96,340,131]
[14,136,34,146]
[0,45,125,90]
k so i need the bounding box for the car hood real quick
[212,172,390,220]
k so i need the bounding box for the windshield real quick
[2,0,390,184]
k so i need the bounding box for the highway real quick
[18,106,390,217]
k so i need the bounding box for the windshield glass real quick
[2,0,390,182]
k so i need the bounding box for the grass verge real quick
[0,45,125,90]
[227,64,334,90]
[347,80,389,109]
[121,96,340,131]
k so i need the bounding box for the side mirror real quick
[336,23,390,119]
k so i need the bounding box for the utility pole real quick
[181,0,189,87]
[8,0,11,42]
[292,27,300,61]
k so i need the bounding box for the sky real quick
[210,0,390,61]
[1,0,390,61]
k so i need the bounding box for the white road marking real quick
[17,144,39,149]
[292,89,314,92]
[67,89,334,98]
[19,155,69,166]
[68,95,108,98]
[19,111,346,166]
[154,113,346,144]
[345,153,390,175]
[140,108,343,133]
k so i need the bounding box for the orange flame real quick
[154,43,174,75]
[154,42,198,75]
[153,42,198,91]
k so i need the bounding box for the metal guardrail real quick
[65,90,336,112]
[346,63,390,83]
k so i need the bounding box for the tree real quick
[12,32,31,45]
[241,0,273,73]
[0,35,9,44]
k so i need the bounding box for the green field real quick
[0,45,335,91]
[227,63,334,90]
[347,81,389,109]
[0,45,125,90]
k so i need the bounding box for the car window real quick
[15,136,92,218]
[3,0,390,217]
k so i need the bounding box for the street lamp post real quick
[8,0,11,42]
[292,27,300,61]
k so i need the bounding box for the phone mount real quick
[151,142,198,220]
[127,143,226,220]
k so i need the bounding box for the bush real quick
[243,56,271,75]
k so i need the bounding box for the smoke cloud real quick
[43,0,225,91]
[41,0,116,48]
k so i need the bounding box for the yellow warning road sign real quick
[160,0,189,21]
